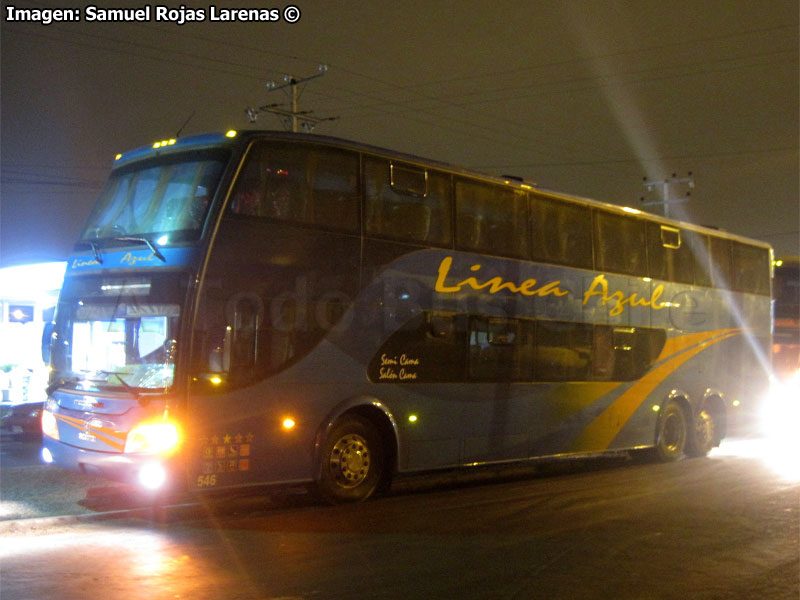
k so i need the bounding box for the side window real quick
[456,179,528,258]
[229,142,359,232]
[227,296,259,374]
[368,312,467,382]
[306,149,360,231]
[593,325,666,381]
[709,237,733,289]
[469,317,535,381]
[367,312,667,384]
[534,320,593,382]
[732,242,770,295]
[530,195,593,269]
[647,223,695,284]
[364,158,452,246]
[594,211,648,277]
[685,231,712,287]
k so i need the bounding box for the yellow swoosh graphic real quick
[54,413,127,451]
[570,329,741,452]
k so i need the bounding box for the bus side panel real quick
[186,217,361,490]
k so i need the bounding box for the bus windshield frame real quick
[80,148,230,244]
[49,271,190,395]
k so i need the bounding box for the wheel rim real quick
[329,433,371,489]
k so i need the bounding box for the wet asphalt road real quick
[1,432,798,600]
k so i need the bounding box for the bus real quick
[772,257,799,381]
[41,130,773,503]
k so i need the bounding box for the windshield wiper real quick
[77,240,104,264]
[113,236,166,263]
[99,371,148,406]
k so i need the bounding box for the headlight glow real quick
[41,409,59,440]
[125,422,180,454]
[761,371,800,440]
[138,462,168,490]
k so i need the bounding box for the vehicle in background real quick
[1,399,44,440]
[760,257,799,443]
[772,257,799,381]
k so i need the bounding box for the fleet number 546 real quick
[196,474,217,487]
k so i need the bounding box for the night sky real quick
[1,0,798,267]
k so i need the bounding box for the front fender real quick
[311,395,400,480]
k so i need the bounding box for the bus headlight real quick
[125,422,180,454]
[41,409,59,440]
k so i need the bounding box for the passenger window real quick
[367,312,467,382]
[593,325,666,381]
[732,242,770,295]
[647,223,695,284]
[709,237,733,289]
[685,231,712,287]
[530,195,592,269]
[594,211,648,276]
[469,317,534,381]
[364,158,452,246]
[229,142,359,232]
[456,179,528,258]
[534,320,593,382]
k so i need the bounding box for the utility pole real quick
[641,172,694,219]
[246,64,338,133]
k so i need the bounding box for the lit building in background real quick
[0,262,66,403]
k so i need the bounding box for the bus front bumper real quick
[41,435,182,492]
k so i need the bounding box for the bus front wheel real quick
[654,401,687,462]
[317,414,384,503]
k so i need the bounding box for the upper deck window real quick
[647,224,691,284]
[82,149,228,242]
[229,142,360,233]
[732,242,770,295]
[709,237,733,289]
[530,195,593,269]
[456,178,528,258]
[594,211,648,277]
[365,158,452,246]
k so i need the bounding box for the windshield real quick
[81,149,228,243]
[50,272,189,393]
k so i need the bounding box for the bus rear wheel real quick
[654,401,687,462]
[317,414,384,504]
[686,405,722,457]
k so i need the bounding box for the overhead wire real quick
[2,6,796,175]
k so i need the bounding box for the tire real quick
[654,401,687,462]
[317,414,384,504]
[686,405,722,457]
